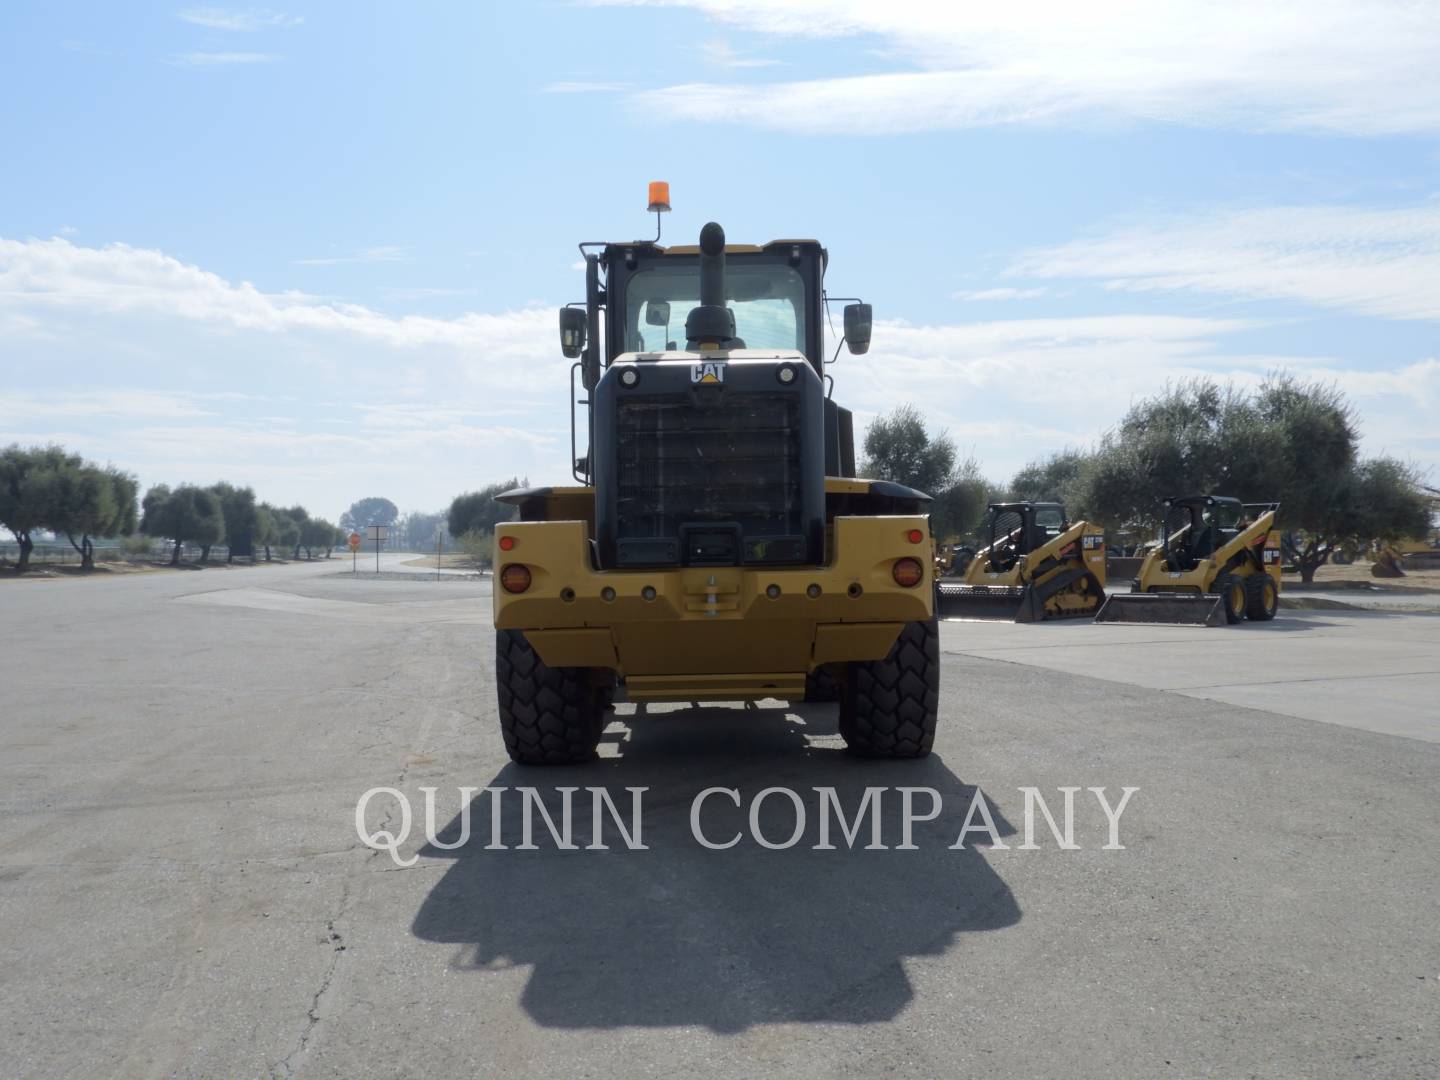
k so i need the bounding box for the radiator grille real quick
[615,393,802,545]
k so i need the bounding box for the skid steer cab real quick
[937,501,1106,622]
[1095,494,1282,627]
[490,185,942,765]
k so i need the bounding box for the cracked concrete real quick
[271,883,352,1079]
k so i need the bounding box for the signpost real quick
[348,531,361,574]
[366,524,388,574]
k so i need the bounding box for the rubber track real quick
[495,629,604,765]
[839,618,940,758]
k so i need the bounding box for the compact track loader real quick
[1095,495,1281,626]
[491,184,940,763]
[937,501,1106,622]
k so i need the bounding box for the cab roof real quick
[599,238,828,268]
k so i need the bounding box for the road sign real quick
[347,532,361,551]
[365,524,387,573]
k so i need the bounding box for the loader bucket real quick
[1094,592,1226,627]
[936,583,1025,620]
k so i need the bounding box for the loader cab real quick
[983,501,1068,572]
[565,220,879,571]
[606,240,825,364]
[1162,494,1245,571]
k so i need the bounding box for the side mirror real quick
[559,307,586,359]
[844,303,872,355]
[645,300,670,327]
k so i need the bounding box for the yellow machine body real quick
[938,503,1107,622]
[494,483,934,702]
[1097,500,1282,626]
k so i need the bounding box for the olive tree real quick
[1073,376,1432,582]
[254,503,278,561]
[0,446,137,571]
[140,484,225,566]
[1009,449,1089,506]
[269,506,310,559]
[300,517,339,559]
[0,444,66,571]
[49,464,138,569]
[210,482,260,562]
[448,479,521,542]
[860,404,957,497]
[860,405,999,541]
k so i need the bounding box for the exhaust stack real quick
[685,222,733,348]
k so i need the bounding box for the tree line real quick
[863,376,1433,583]
[0,444,344,572]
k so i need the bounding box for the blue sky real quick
[2,0,1438,521]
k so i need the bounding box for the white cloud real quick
[378,286,475,301]
[701,39,778,69]
[169,51,280,66]
[0,236,554,353]
[177,7,302,31]
[4,234,1434,506]
[294,245,408,267]
[955,287,1049,302]
[1008,202,1440,321]
[0,390,217,425]
[610,0,1440,135]
[834,315,1440,478]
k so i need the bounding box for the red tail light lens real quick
[498,535,516,551]
[892,557,924,588]
[500,564,531,594]
[906,528,924,544]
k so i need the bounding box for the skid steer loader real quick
[937,501,1107,622]
[1094,495,1281,626]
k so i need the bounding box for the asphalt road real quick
[3,558,1437,1078]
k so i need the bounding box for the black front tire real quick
[1213,574,1247,624]
[496,629,607,765]
[838,618,940,758]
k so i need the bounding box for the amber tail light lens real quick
[892,557,924,588]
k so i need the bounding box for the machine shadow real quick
[411,704,1021,1032]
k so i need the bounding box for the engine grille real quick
[615,393,803,558]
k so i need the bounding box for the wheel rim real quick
[1230,583,1245,613]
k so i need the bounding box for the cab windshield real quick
[624,262,806,352]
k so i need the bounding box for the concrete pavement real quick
[3,563,1437,1078]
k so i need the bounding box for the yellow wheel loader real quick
[937,501,1107,622]
[1094,495,1282,627]
[491,186,939,764]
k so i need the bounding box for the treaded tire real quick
[496,629,606,765]
[838,618,940,758]
[1213,574,1247,624]
[804,665,840,702]
[1245,573,1278,621]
